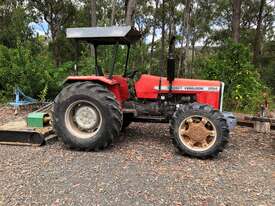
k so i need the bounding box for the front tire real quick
[170,103,229,158]
[53,82,122,150]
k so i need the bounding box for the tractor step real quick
[131,115,168,123]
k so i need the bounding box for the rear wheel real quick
[53,81,122,150]
[170,103,229,158]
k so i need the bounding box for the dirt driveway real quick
[0,107,274,206]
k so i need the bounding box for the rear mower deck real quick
[0,103,57,147]
[0,119,55,146]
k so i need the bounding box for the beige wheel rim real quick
[178,115,217,152]
[65,100,102,139]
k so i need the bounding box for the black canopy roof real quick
[66,26,142,45]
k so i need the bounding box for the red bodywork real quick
[135,75,222,110]
[66,74,222,110]
[66,75,129,103]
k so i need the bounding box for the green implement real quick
[0,119,51,146]
[27,112,51,128]
[0,103,56,146]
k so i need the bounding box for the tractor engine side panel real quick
[135,74,222,110]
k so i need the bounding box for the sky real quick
[29,21,49,36]
[29,22,206,47]
[29,0,274,45]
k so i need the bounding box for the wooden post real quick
[254,94,271,133]
[272,135,275,149]
[254,121,270,133]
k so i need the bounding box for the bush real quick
[195,40,266,112]
[0,44,73,102]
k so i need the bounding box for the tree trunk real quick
[90,0,97,56]
[110,0,116,25]
[168,0,176,40]
[159,0,166,72]
[253,0,265,65]
[178,39,184,76]
[149,0,159,73]
[90,0,97,27]
[183,0,191,77]
[232,0,241,43]
[191,40,195,78]
[50,26,60,67]
[125,0,137,26]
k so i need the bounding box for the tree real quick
[160,0,166,71]
[183,0,192,77]
[189,0,212,77]
[90,0,97,27]
[125,0,137,26]
[232,0,241,42]
[196,41,264,112]
[178,0,192,77]
[110,0,116,25]
[0,0,275,109]
[90,0,97,56]
[29,0,76,66]
[168,0,176,40]
[0,1,34,48]
[253,0,266,64]
[149,0,160,72]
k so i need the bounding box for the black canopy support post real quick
[123,44,131,77]
[94,44,99,75]
[109,42,119,79]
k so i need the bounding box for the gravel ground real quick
[0,107,274,206]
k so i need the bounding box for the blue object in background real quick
[9,87,37,110]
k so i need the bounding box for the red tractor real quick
[53,26,236,158]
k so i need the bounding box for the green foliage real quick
[258,41,275,94]
[0,0,273,113]
[77,44,149,76]
[195,40,265,112]
[0,4,34,48]
[0,44,72,102]
[38,84,48,102]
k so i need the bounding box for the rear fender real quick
[64,76,128,104]
[65,76,118,86]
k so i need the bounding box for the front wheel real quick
[170,103,229,159]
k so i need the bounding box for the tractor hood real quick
[135,75,224,110]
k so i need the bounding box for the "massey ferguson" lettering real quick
[154,86,220,92]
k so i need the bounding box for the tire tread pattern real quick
[170,103,229,159]
[53,81,122,151]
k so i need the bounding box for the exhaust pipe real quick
[167,36,176,85]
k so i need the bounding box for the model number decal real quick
[154,86,220,92]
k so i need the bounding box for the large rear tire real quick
[170,103,229,159]
[53,81,122,150]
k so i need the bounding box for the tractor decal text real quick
[154,86,220,92]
